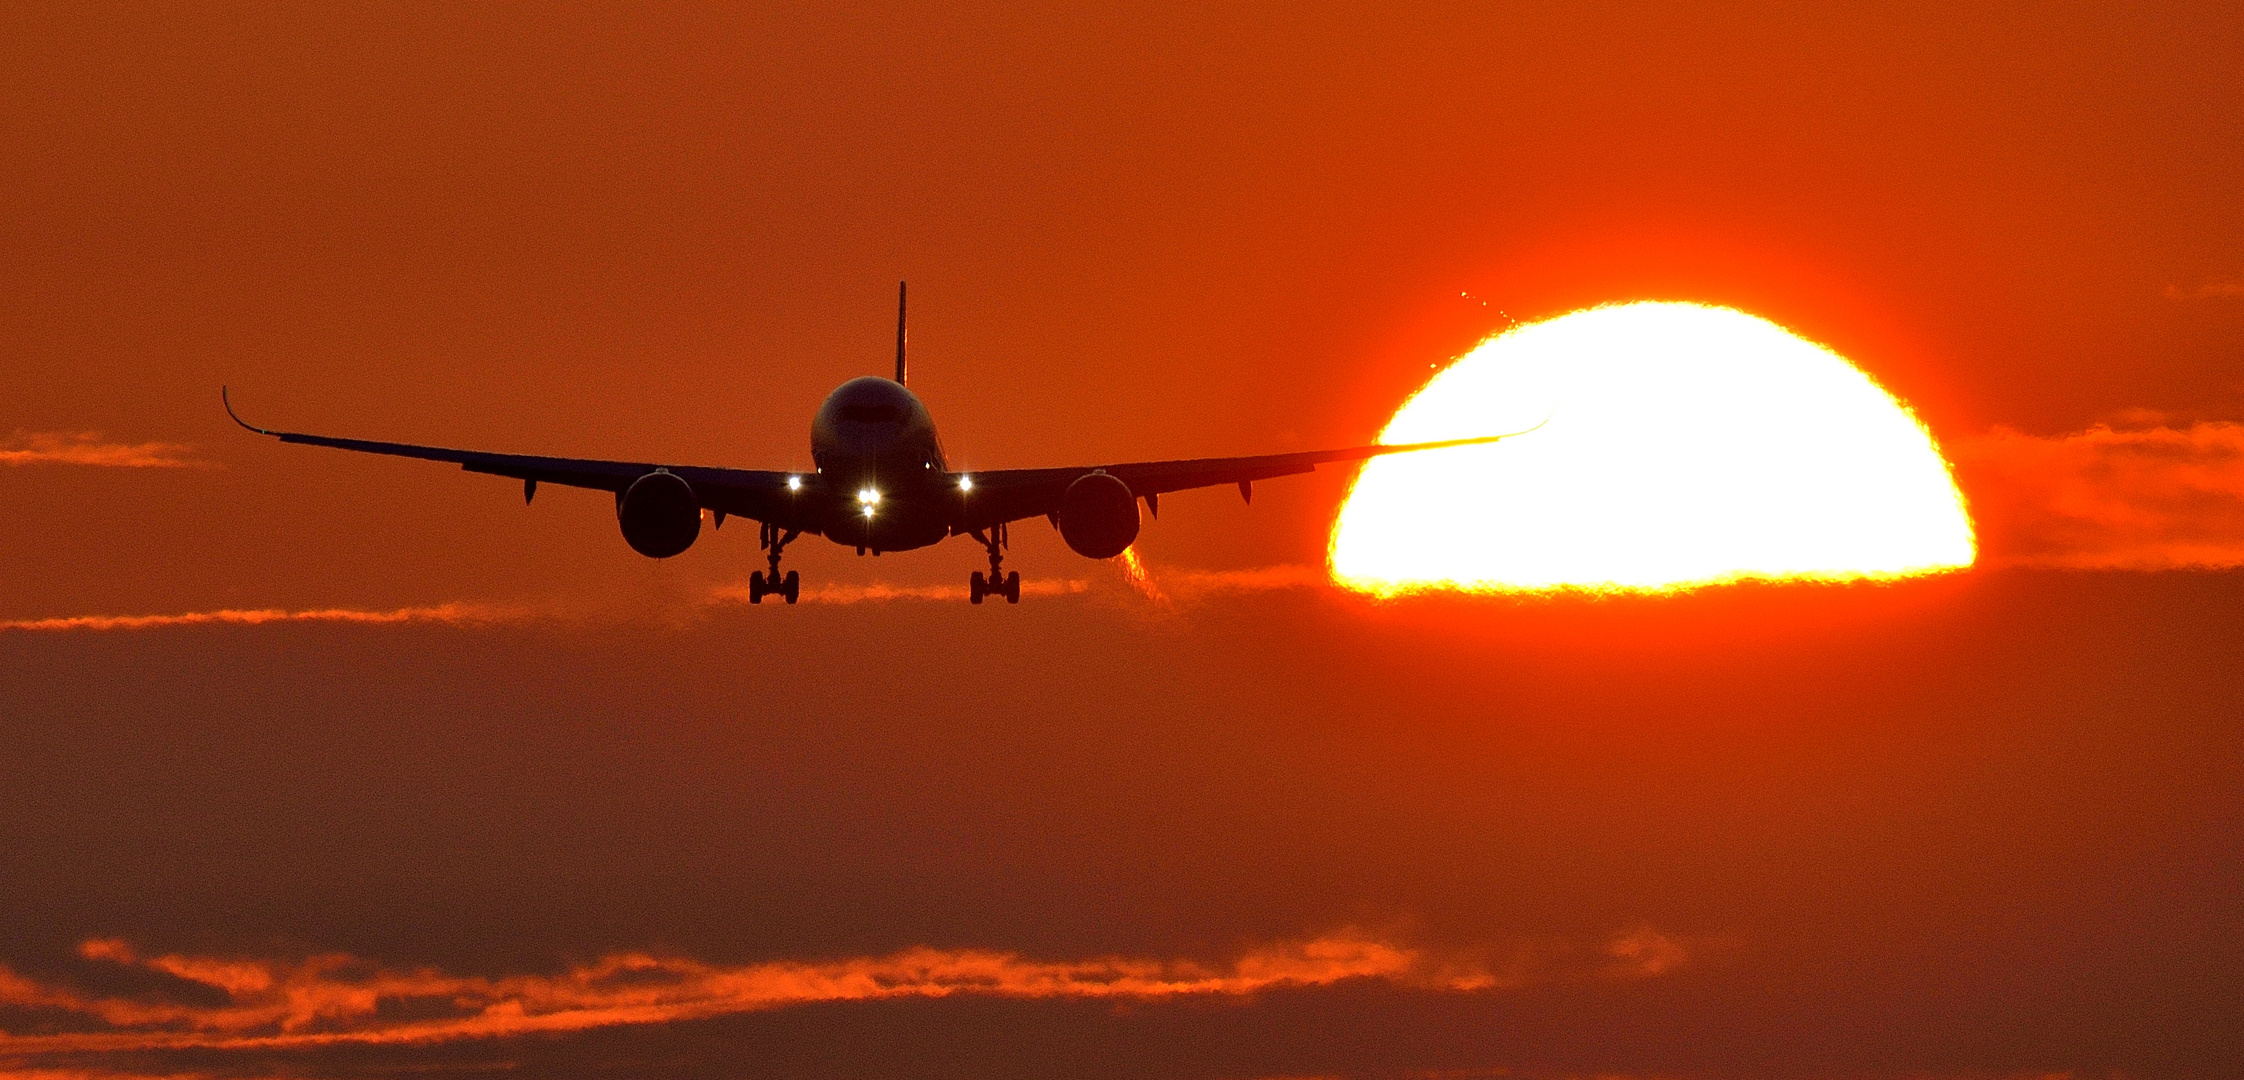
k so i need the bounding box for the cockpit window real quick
[839,404,904,424]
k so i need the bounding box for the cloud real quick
[0,932,1550,1059]
[2164,280,2244,299]
[1117,551,1327,606]
[1240,1073,2082,1080]
[11,566,1280,634]
[1950,420,2244,569]
[708,577,1091,606]
[1152,562,1328,597]
[0,433,204,469]
[0,603,528,634]
[1603,925,1692,978]
[61,413,2244,635]
[0,1071,216,1080]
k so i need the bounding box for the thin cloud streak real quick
[1157,563,1328,597]
[2163,280,2244,299]
[1118,558,1327,605]
[1237,1072,2090,1080]
[0,603,526,634]
[1952,420,2244,569]
[7,568,1267,634]
[3,576,1101,635]
[43,414,2244,636]
[707,578,1090,605]
[0,932,1571,1056]
[0,1071,215,1080]
[0,1070,221,1080]
[0,433,205,469]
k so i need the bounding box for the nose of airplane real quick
[814,376,924,461]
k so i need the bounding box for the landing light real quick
[862,505,876,518]
[858,487,880,505]
[787,475,802,492]
[959,475,974,492]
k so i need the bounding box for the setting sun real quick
[1331,302,1975,594]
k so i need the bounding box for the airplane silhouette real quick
[225,284,1534,604]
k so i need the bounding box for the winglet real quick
[1504,411,1554,441]
[894,281,908,385]
[221,386,275,435]
[1360,410,1552,459]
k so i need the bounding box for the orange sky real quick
[1,4,2240,1078]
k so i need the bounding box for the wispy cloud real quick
[1603,924,1691,977]
[0,1071,216,1080]
[1116,554,1329,607]
[1149,562,1328,598]
[1951,420,2244,569]
[1231,1072,2090,1080]
[46,414,2241,635]
[708,577,1090,606]
[2164,279,2244,299]
[0,432,204,469]
[0,603,528,634]
[0,931,1623,1059]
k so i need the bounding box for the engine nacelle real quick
[616,470,701,559]
[1058,471,1140,559]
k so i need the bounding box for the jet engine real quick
[1058,471,1139,559]
[616,470,701,558]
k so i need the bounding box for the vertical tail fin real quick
[894,281,908,384]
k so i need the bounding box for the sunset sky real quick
[2,4,2240,1078]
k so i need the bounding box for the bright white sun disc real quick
[1330,301,1975,594]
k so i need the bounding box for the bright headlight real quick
[958,476,974,492]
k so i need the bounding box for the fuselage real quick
[808,376,957,552]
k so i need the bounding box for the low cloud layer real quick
[0,603,524,634]
[12,416,2242,639]
[0,433,203,469]
[708,577,1090,606]
[2164,279,2244,299]
[0,1071,210,1080]
[0,579,1109,635]
[1951,420,2244,569]
[1120,550,1326,605]
[0,929,1686,1073]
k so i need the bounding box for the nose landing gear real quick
[748,522,801,604]
[968,523,1020,605]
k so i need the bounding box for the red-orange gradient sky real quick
[2,4,2240,1078]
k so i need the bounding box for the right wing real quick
[223,389,823,533]
[955,428,1539,533]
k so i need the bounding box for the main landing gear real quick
[969,522,1020,605]
[748,522,801,604]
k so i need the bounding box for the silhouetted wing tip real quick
[221,386,277,436]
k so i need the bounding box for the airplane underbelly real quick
[822,501,948,552]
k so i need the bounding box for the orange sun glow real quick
[1331,301,1975,594]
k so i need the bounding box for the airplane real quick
[224,284,1535,604]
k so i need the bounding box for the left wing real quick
[223,389,820,532]
[955,427,1538,532]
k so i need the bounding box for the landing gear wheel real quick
[754,525,802,608]
[971,523,1019,606]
